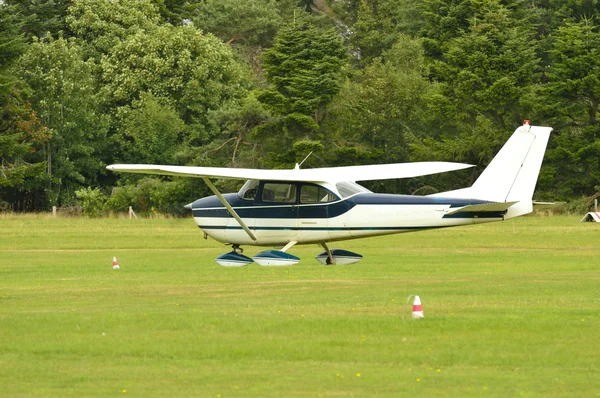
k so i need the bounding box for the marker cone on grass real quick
[412,296,424,319]
[112,257,120,270]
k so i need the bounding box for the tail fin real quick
[436,124,552,217]
[472,124,552,203]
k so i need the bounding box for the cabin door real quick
[255,182,299,241]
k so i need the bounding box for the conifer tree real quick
[256,22,347,166]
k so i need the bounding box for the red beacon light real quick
[523,120,530,125]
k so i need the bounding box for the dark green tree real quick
[348,0,424,66]
[191,0,284,73]
[0,4,48,210]
[204,94,272,168]
[192,0,282,47]
[5,0,71,39]
[416,0,540,169]
[538,20,600,197]
[331,36,430,165]
[329,36,435,193]
[256,22,347,166]
[152,0,191,25]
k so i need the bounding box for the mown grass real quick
[0,215,598,397]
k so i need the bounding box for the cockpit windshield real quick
[238,180,259,200]
[335,181,371,198]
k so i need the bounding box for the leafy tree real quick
[101,25,251,148]
[16,35,110,206]
[119,93,184,164]
[66,0,162,56]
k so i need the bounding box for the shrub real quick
[106,178,206,217]
[75,187,107,217]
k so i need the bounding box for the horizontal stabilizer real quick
[446,201,518,215]
[532,201,565,211]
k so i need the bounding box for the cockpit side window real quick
[238,180,259,200]
[262,183,297,203]
[300,184,336,203]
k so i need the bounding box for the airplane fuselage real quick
[190,189,503,247]
[107,124,552,265]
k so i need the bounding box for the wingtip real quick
[451,162,475,169]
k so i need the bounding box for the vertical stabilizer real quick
[435,124,552,218]
[471,124,552,203]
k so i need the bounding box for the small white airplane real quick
[107,122,553,266]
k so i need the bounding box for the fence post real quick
[129,206,137,219]
[52,206,57,219]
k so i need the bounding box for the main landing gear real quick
[314,243,363,265]
[215,241,363,267]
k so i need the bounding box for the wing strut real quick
[202,177,257,241]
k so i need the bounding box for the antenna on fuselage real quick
[294,151,314,170]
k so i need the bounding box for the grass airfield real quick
[1,215,599,397]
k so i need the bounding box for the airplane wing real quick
[106,161,473,182]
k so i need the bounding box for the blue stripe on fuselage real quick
[199,225,440,231]
[190,193,491,219]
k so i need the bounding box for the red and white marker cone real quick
[412,295,424,319]
[112,256,120,270]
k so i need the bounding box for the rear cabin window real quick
[335,181,371,198]
[300,185,335,203]
[262,183,297,203]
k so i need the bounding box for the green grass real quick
[1,215,599,397]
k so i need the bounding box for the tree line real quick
[1,0,599,214]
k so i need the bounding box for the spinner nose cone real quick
[184,202,193,211]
